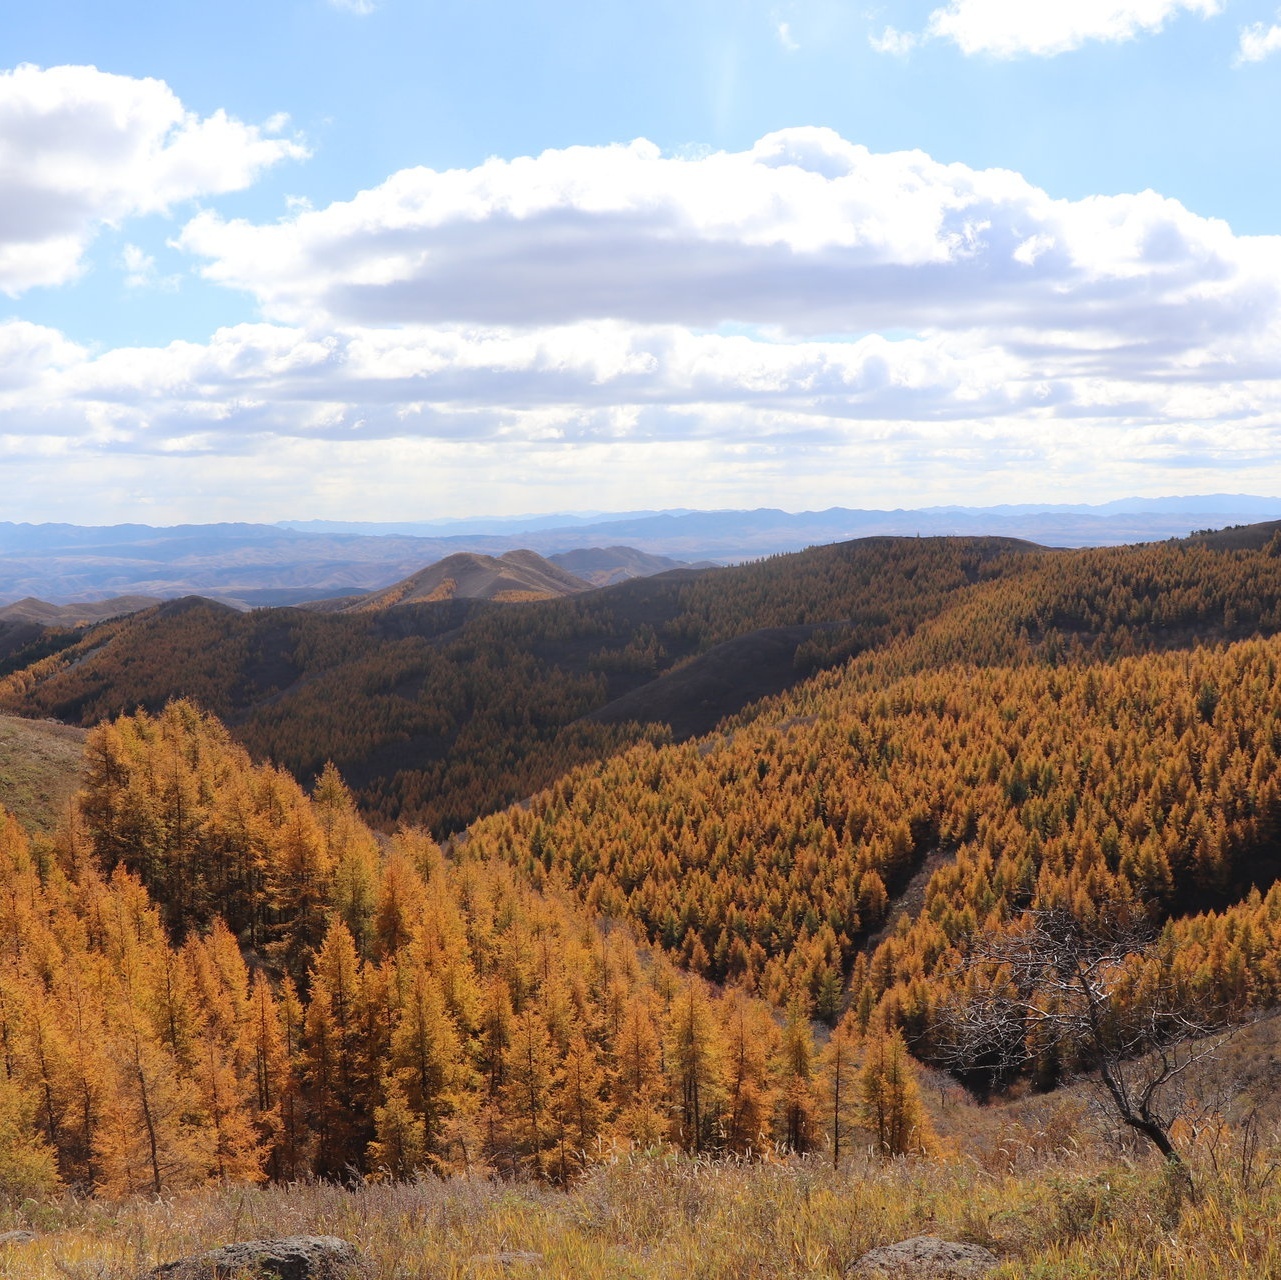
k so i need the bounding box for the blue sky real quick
[5,0,1281,521]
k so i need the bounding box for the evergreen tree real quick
[94,1009,212,1196]
[497,1008,560,1177]
[777,997,818,1154]
[666,980,723,1154]
[550,1028,607,1179]
[819,1014,860,1169]
[720,989,775,1157]
[0,1070,59,1198]
[382,953,466,1174]
[302,920,371,1177]
[611,990,667,1150]
[368,1078,425,1180]
[859,1029,935,1159]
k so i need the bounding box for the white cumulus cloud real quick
[869,26,920,55]
[873,0,1223,58]
[7,130,1281,517]
[5,300,1281,517]
[176,127,1280,368]
[0,63,308,295]
[1236,18,1281,62]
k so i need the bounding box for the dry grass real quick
[0,714,84,837]
[1,1141,1281,1280]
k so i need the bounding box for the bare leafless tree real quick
[940,904,1235,1187]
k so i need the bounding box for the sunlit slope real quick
[0,701,822,1191]
[324,549,591,610]
[457,532,1281,1032]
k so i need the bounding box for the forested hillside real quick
[0,703,881,1195]
[463,633,1281,1028]
[5,527,1281,1213]
[8,530,1281,843]
[0,536,1036,833]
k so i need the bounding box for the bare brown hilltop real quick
[0,595,162,625]
[314,549,592,612]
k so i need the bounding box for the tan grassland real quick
[0,1130,1279,1280]
[0,713,84,836]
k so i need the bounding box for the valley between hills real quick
[3,525,1281,1275]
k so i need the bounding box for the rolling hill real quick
[320,549,591,611]
[0,535,1038,833]
[5,521,1281,1234]
[9,524,1281,845]
[0,595,162,625]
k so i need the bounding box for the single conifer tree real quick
[819,1014,860,1169]
[777,997,818,1154]
[720,989,776,1157]
[666,980,724,1154]
[859,1028,936,1159]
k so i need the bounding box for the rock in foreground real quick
[847,1236,999,1278]
[150,1235,365,1280]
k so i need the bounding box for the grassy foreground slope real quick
[3,1122,1281,1277]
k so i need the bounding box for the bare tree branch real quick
[938,903,1240,1188]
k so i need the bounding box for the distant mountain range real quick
[548,546,707,586]
[2,495,1279,605]
[278,494,1281,549]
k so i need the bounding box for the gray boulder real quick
[150,1236,365,1280]
[848,1236,1000,1278]
[0,1230,38,1245]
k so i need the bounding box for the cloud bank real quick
[177,127,1280,360]
[0,64,306,295]
[6,126,1281,517]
